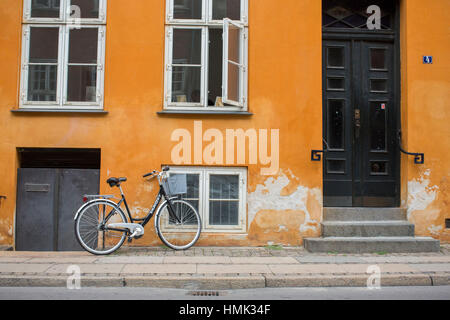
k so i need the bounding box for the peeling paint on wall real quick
[247,170,322,244]
[407,169,439,220]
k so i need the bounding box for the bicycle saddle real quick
[107,177,127,187]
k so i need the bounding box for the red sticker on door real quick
[381,103,386,110]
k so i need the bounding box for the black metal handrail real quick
[398,130,424,164]
[311,139,329,161]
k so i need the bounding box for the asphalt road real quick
[0,286,449,300]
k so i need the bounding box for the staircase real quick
[304,208,440,253]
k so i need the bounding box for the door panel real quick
[323,40,353,207]
[57,169,100,251]
[323,39,399,207]
[16,168,99,251]
[16,169,57,251]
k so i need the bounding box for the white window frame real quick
[20,0,106,109]
[168,166,247,233]
[222,18,247,107]
[23,0,107,24]
[164,0,248,112]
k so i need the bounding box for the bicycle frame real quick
[103,182,181,232]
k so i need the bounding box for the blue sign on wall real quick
[423,56,433,64]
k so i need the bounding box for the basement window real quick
[168,167,247,233]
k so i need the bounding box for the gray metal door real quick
[16,169,57,251]
[16,168,99,251]
[57,169,100,251]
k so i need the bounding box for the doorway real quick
[322,0,400,207]
[15,148,100,251]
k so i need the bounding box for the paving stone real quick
[295,256,366,264]
[121,264,196,274]
[0,263,52,274]
[230,257,298,264]
[163,256,232,264]
[28,257,99,264]
[0,257,32,263]
[45,263,125,274]
[197,264,271,274]
[408,264,450,273]
[268,264,340,274]
[95,256,164,264]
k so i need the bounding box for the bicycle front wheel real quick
[75,200,128,255]
[155,199,202,250]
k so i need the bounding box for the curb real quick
[0,273,448,289]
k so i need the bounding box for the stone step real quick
[322,221,415,237]
[324,207,407,222]
[304,237,440,253]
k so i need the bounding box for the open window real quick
[222,18,246,107]
[164,0,248,112]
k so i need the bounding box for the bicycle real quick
[74,167,202,255]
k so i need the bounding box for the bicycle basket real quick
[163,174,187,196]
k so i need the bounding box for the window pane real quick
[208,29,223,106]
[227,25,241,64]
[209,200,239,225]
[31,0,61,18]
[173,29,202,65]
[171,66,201,103]
[173,0,202,20]
[227,63,240,102]
[27,65,57,102]
[67,65,97,102]
[179,173,200,212]
[70,0,100,19]
[370,79,387,92]
[327,47,344,68]
[212,0,241,20]
[29,27,59,63]
[328,100,345,149]
[370,161,388,175]
[371,48,386,69]
[327,78,345,90]
[69,28,98,64]
[370,102,387,151]
[327,159,345,174]
[210,175,239,199]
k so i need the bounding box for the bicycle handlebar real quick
[143,167,170,178]
[143,171,157,178]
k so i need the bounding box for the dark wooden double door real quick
[323,38,399,207]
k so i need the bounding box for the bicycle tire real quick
[155,199,202,250]
[74,200,128,255]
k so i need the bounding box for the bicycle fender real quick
[73,199,123,221]
[153,197,179,231]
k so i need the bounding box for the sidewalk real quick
[0,245,449,289]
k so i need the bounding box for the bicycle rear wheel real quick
[155,199,202,250]
[74,200,127,255]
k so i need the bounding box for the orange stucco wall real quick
[0,0,448,248]
[400,0,450,242]
[0,0,323,247]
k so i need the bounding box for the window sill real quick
[157,110,253,116]
[11,108,108,114]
